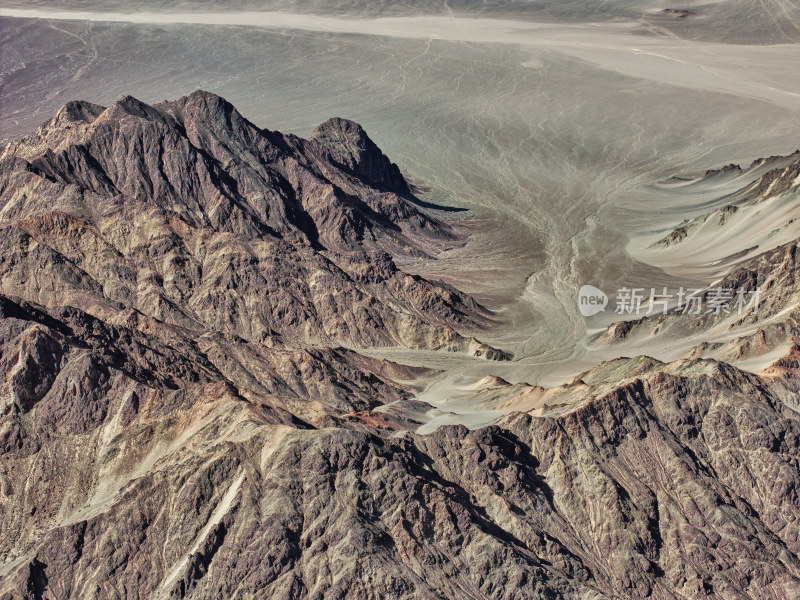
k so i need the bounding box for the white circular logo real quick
[577,285,608,316]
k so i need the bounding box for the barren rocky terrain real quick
[3,2,800,599]
[0,91,799,599]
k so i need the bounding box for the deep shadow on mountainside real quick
[1,92,800,599]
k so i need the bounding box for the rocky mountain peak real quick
[102,94,163,121]
[45,100,105,130]
[309,116,410,193]
[160,89,253,136]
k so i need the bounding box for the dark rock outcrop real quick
[308,117,410,194]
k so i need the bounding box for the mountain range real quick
[1,92,800,600]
